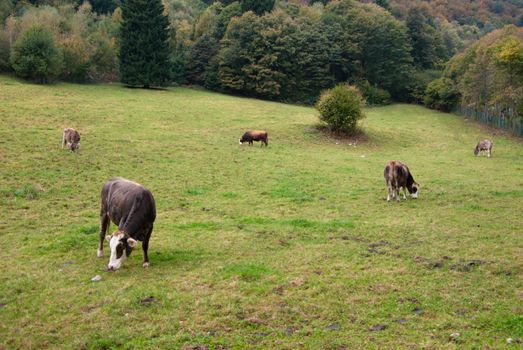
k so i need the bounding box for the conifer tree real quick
[119,0,170,88]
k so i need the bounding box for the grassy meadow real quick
[0,74,522,349]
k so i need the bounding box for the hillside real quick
[1,75,523,348]
[364,0,523,27]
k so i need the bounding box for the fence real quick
[455,105,523,138]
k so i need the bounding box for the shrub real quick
[316,84,366,134]
[357,80,391,106]
[10,25,62,83]
[424,77,460,112]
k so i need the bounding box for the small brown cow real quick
[474,139,492,158]
[384,161,419,202]
[62,128,80,152]
[239,130,268,147]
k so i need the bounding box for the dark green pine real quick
[119,0,171,88]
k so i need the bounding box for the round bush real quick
[10,25,62,83]
[316,84,366,133]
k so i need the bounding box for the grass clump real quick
[13,184,39,199]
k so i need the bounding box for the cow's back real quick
[480,139,492,149]
[102,178,156,224]
[247,130,267,140]
[64,128,80,143]
[384,161,408,186]
[393,162,409,186]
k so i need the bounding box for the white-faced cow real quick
[384,161,419,202]
[239,130,268,147]
[62,128,80,152]
[474,139,493,158]
[97,178,156,270]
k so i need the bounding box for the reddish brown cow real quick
[239,130,268,147]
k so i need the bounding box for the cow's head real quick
[473,146,479,156]
[105,230,137,270]
[71,142,80,151]
[239,138,243,145]
[410,182,420,199]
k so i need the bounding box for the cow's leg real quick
[62,132,65,149]
[392,188,397,200]
[395,183,400,201]
[488,147,491,158]
[386,181,391,201]
[142,226,153,268]
[402,187,407,200]
[98,211,110,257]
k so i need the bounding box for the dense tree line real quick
[433,25,523,119]
[377,0,523,30]
[180,0,415,103]
[0,0,521,110]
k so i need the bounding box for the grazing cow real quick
[384,161,419,202]
[474,139,493,158]
[97,178,156,270]
[62,128,80,152]
[239,130,268,147]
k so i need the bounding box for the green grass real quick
[1,74,522,349]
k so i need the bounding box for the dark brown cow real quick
[62,128,80,151]
[474,139,493,158]
[97,178,156,270]
[384,161,419,202]
[239,130,268,147]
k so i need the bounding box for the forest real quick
[0,0,522,117]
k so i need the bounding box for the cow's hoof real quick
[142,262,149,268]
[97,249,104,258]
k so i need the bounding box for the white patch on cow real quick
[239,139,243,145]
[411,192,418,199]
[97,249,104,258]
[143,262,149,268]
[107,232,127,270]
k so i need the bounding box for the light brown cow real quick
[474,139,493,158]
[384,161,419,202]
[62,128,80,152]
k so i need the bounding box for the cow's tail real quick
[61,129,65,148]
[265,133,269,146]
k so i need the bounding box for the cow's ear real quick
[105,235,111,242]
[127,237,137,248]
